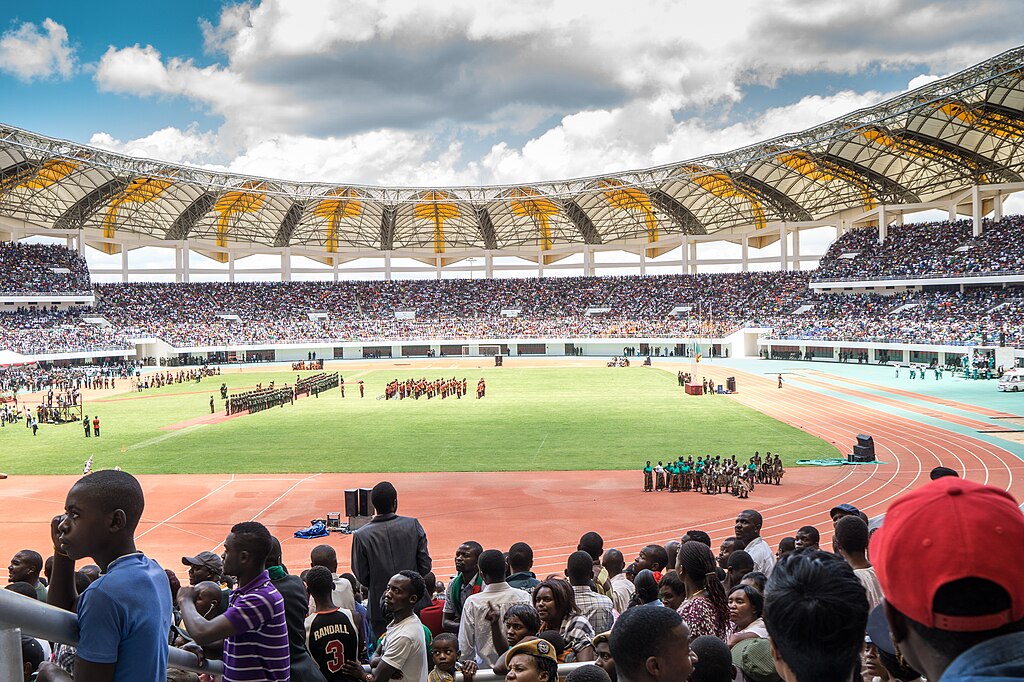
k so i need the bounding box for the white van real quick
[998,368,1024,392]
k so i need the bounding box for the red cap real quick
[870,477,1024,631]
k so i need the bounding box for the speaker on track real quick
[344,489,359,518]
[358,487,372,517]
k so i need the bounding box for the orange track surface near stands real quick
[3,364,1022,579]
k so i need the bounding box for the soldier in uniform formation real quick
[643,452,784,497]
[135,366,219,391]
[295,372,339,397]
[226,382,294,415]
[385,377,469,400]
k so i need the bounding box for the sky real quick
[1,0,1023,279]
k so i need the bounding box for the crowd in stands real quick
[0,242,91,295]
[1,215,1023,356]
[5,470,1022,681]
[0,361,137,396]
[813,214,1024,281]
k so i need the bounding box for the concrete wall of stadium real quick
[17,331,1022,369]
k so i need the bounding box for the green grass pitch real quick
[1,366,838,474]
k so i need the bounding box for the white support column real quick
[537,251,545,278]
[639,249,647,276]
[333,259,339,282]
[228,251,236,283]
[879,205,888,244]
[948,203,957,223]
[281,247,292,282]
[174,246,182,283]
[791,228,801,271]
[741,235,749,272]
[66,236,74,250]
[436,256,442,280]
[779,224,788,271]
[972,185,983,237]
[681,236,690,275]
[994,192,1004,222]
[121,247,129,283]
[485,252,494,279]
[384,252,392,281]
[182,240,191,283]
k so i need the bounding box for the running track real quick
[2,360,1022,577]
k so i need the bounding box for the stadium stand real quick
[0,242,92,295]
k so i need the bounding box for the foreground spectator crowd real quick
[4,470,1022,682]
[1,215,1023,356]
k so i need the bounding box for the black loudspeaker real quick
[495,355,503,367]
[852,434,875,462]
[358,487,372,516]
[726,377,737,393]
[345,489,359,517]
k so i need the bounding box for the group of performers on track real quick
[295,372,340,397]
[136,366,220,392]
[227,382,294,415]
[384,377,486,400]
[643,452,784,497]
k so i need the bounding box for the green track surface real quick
[1,367,837,474]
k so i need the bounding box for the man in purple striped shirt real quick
[178,522,291,681]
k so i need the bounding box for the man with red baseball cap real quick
[870,477,1024,681]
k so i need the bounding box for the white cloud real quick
[0,18,75,82]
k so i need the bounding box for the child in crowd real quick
[427,633,476,682]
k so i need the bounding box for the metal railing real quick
[0,588,221,680]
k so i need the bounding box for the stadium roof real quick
[1,45,1024,265]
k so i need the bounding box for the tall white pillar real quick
[333,259,340,282]
[681,236,690,275]
[436,256,442,280]
[879,206,888,244]
[948,203,957,223]
[384,252,392,281]
[639,249,647,276]
[972,185,983,237]
[281,247,292,282]
[583,246,594,277]
[121,247,129,283]
[181,241,191,283]
[228,251,236,283]
[791,228,801,271]
[994,192,1003,222]
[537,252,545,278]
[741,235,749,272]
[485,252,494,279]
[779,224,788,271]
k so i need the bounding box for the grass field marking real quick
[126,423,208,452]
[530,434,548,464]
[137,474,236,540]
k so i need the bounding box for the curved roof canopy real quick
[1,45,1024,263]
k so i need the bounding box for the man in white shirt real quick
[458,549,531,667]
[735,509,775,576]
[307,544,356,615]
[603,549,635,615]
[353,571,429,682]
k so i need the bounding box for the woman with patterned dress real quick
[675,541,730,641]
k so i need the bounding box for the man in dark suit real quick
[351,481,432,638]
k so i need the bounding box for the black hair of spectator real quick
[432,632,459,649]
[609,604,684,679]
[684,530,712,547]
[505,603,542,634]
[631,570,660,606]
[929,466,959,480]
[678,541,730,635]
[797,526,820,544]
[73,469,145,532]
[578,532,604,560]
[902,578,1024,663]
[566,665,611,682]
[310,544,338,571]
[508,542,534,572]
[729,584,765,619]
[371,481,398,514]
[764,550,868,682]
[230,521,273,567]
[305,565,335,598]
[727,550,754,572]
[567,551,595,584]
[398,569,426,601]
[778,537,796,554]
[479,549,507,582]
[740,572,767,593]
[689,635,734,682]
[4,582,38,599]
[74,570,92,594]
[834,515,870,554]
[602,549,624,575]
[740,509,764,529]
[641,544,669,571]
[16,549,43,574]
